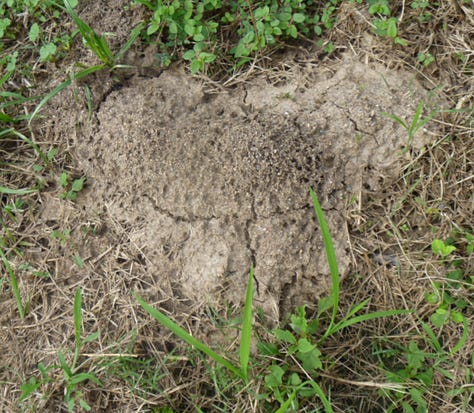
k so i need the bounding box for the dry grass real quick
[1,1,473,412]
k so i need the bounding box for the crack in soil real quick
[143,193,218,223]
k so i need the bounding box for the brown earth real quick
[70,57,438,320]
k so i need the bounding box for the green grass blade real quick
[0,248,25,318]
[2,128,48,162]
[29,64,104,124]
[306,381,334,413]
[419,318,441,353]
[1,128,44,160]
[69,372,101,386]
[239,266,254,382]
[116,22,145,62]
[73,287,82,370]
[1,91,39,122]
[58,350,73,378]
[0,113,16,123]
[64,0,115,65]
[275,390,296,413]
[135,294,244,379]
[344,298,370,320]
[381,112,408,130]
[0,186,36,195]
[408,101,424,135]
[310,188,339,338]
[328,309,412,336]
[413,108,439,135]
[450,316,469,355]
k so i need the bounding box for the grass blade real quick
[450,316,469,355]
[408,101,424,136]
[381,112,408,129]
[329,309,412,336]
[344,298,370,320]
[0,248,25,318]
[63,0,115,65]
[29,64,104,124]
[69,372,101,386]
[419,318,442,353]
[135,294,244,379]
[0,113,16,123]
[73,287,82,370]
[0,186,36,195]
[239,265,254,382]
[275,390,296,413]
[306,381,334,413]
[116,22,145,62]
[0,92,39,122]
[1,127,47,162]
[310,188,339,338]
[58,350,73,378]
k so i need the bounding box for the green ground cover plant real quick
[130,0,441,73]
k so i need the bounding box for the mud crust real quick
[66,56,438,321]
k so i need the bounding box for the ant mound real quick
[75,57,431,320]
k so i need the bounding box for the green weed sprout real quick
[20,288,101,411]
[259,189,410,412]
[382,101,438,154]
[136,190,410,412]
[311,188,409,340]
[28,2,143,124]
[63,0,115,66]
[63,0,143,66]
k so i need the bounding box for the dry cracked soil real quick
[54,57,436,320]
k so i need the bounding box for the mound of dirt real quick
[74,57,431,319]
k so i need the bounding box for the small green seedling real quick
[425,237,469,354]
[2,198,26,222]
[20,288,101,411]
[379,228,471,411]
[20,362,55,403]
[63,0,114,66]
[59,172,85,201]
[51,228,71,245]
[382,101,439,154]
[256,189,409,412]
[28,2,142,124]
[60,288,101,411]
[136,190,409,412]
[417,52,435,67]
[379,310,469,412]
[431,239,456,258]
